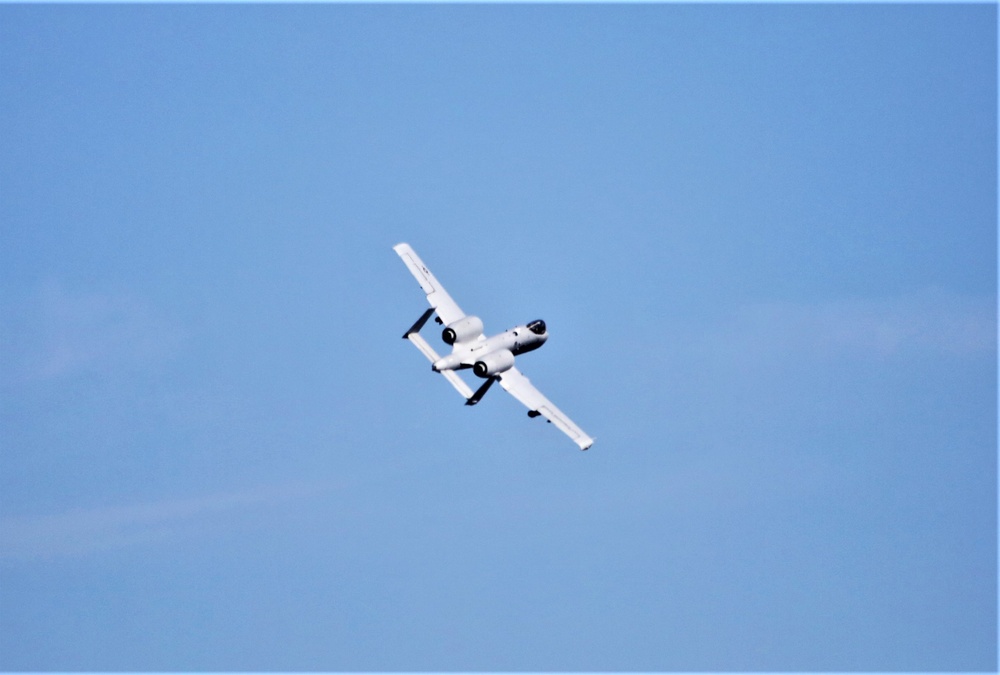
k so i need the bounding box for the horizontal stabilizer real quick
[405,329,474,400]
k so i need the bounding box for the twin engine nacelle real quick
[473,348,515,378]
[442,315,484,345]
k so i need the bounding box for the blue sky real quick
[0,4,995,671]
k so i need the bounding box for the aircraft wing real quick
[498,367,594,451]
[393,243,466,326]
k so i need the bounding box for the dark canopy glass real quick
[527,319,546,335]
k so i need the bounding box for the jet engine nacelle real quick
[442,316,483,345]
[473,349,515,378]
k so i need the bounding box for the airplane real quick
[393,243,594,451]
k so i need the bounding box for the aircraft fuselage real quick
[431,321,548,375]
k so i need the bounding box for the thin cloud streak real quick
[709,288,995,361]
[2,280,185,384]
[0,482,323,562]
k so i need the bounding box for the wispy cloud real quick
[0,482,323,562]
[2,280,185,383]
[710,288,995,361]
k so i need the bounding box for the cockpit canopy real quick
[527,319,546,335]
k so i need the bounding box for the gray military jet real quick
[394,243,594,451]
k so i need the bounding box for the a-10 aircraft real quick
[394,243,594,451]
